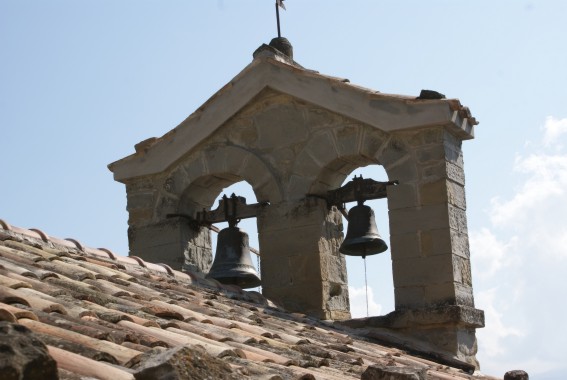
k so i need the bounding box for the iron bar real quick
[276,2,282,38]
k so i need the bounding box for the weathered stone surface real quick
[361,364,427,380]
[133,345,238,380]
[504,370,529,380]
[0,321,58,380]
[387,182,418,210]
[112,55,481,366]
[379,136,411,168]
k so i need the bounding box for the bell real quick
[206,226,261,289]
[339,204,388,257]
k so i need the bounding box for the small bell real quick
[206,225,261,289]
[339,203,388,258]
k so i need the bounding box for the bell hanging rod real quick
[321,175,399,208]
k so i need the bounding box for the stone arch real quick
[158,144,283,218]
[297,124,413,196]
[130,144,282,274]
[288,125,421,319]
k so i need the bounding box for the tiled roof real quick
[0,220,498,380]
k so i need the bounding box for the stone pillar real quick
[127,218,212,272]
[257,197,350,320]
[361,128,484,368]
[386,130,474,309]
[124,178,213,272]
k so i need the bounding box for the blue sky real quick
[1,1,566,378]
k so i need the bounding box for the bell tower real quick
[109,40,484,368]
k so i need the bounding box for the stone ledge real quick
[340,305,485,330]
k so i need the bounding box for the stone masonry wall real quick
[124,88,477,326]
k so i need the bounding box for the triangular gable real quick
[109,45,476,182]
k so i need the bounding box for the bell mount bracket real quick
[309,176,398,219]
[197,193,268,227]
[168,194,268,230]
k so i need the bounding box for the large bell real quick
[339,204,388,257]
[206,226,261,289]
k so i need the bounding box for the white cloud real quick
[470,228,518,278]
[490,153,567,229]
[471,116,567,376]
[486,118,567,261]
[542,116,567,147]
[348,285,382,318]
[475,288,524,357]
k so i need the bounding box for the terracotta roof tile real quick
[47,345,136,380]
[0,223,500,379]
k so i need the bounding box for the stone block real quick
[423,282,457,305]
[289,253,324,284]
[327,309,351,320]
[420,228,451,257]
[419,161,447,183]
[444,140,464,168]
[324,282,350,313]
[257,198,328,233]
[334,125,362,157]
[254,103,309,149]
[129,220,183,248]
[136,243,186,270]
[225,117,258,147]
[447,180,466,210]
[286,174,316,200]
[221,146,251,176]
[446,161,466,185]
[387,183,418,210]
[419,179,448,206]
[259,224,322,257]
[183,245,213,273]
[451,230,470,259]
[452,256,472,286]
[448,204,468,234]
[378,136,411,169]
[181,155,208,183]
[127,189,157,212]
[320,250,348,283]
[454,282,475,307]
[394,286,426,309]
[128,209,154,227]
[389,204,450,235]
[253,176,282,204]
[384,159,418,183]
[155,193,179,218]
[360,128,388,159]
[264,282,325,315]
[416,144,445,164]
[292,149,321,179]
[259,256,292,287]
[306,131,339,167]
[305,106,341,130]
[389,232,421,259]
[422,127,445,144]
[128,220,199,270]
[392,255,455,287]
[235,153,273,188]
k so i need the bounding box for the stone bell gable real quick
[109,40,483,367]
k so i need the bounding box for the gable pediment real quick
[109,46,476,182]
